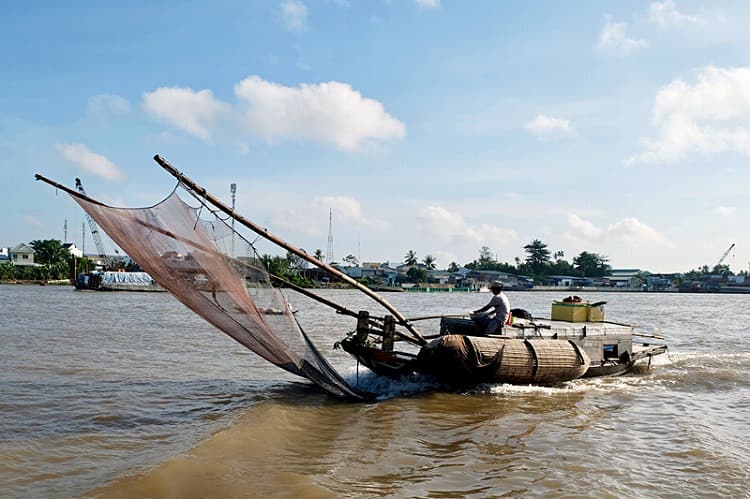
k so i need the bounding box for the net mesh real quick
[72,185,367,400]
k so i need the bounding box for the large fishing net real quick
[71,184,368,400]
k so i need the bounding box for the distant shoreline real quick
[0,279,71,286]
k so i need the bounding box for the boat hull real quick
[416,335,590,385]
[341,316,667,385]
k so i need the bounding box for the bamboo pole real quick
[152,155,426,345]
[35,174,105,204]
[407,313,468,322]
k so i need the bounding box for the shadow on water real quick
[84,378,590,499]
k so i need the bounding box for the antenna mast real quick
[326,209,334,263]
[230,183,237,257]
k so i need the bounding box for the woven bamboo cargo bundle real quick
[416,335,590,385]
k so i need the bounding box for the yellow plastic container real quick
[587,304,605,322]
[551,301,588,322]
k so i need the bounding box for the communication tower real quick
[326,209,334,263]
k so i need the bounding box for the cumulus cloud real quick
[56,143,126,182]
[565,213,666,245]
[417,206,517,249]
[607,217,666,244]
[234,76,405,150]
[416,0,441,9]
[626,66,750,165]
[313,195,389,229]
[281,0,307,32]
[87,94,130,118]
[649,0,704,27]
[567,214,604,240]
[714,206,736,217]
[142,87,229,140]
[596,18,648,55]
[141,76,404,151]
[525,114,575,138]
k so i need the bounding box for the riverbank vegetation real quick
[4,237,744,288]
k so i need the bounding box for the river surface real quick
[1,285,748,498]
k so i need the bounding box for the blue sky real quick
[3,0,750,273]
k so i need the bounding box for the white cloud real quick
[140,76,404,151]
[525,114,575,138]
[567,213,604,240]
[416,0,441,9]
[565,213,665,245]
[234,76,405,150]
[86,94,130,118]
[417,206,517,250]
[715,206,736,217]
[281,0,307,33]
[607,217,666,244]
[596,18,648,55]
[56,143,126,182]
[626,66,750,165]
[142,87,229,140]
[649,0,704,27]
[313,195,388,229]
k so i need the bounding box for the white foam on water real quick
[341,366,443,400]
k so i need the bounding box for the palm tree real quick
[422,254,436,270]
[314,249,324,262]
[29,239,69,266]
[404,250,417,266]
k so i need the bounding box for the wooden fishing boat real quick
[337,311,667,384]
[35,155,668,400]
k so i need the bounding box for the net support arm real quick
[152,155,427,346]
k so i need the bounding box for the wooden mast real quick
[152,155,426,345]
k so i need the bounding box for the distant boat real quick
[75,271,163,292]
[369,285,404,292]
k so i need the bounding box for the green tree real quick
[260,254,287,276]
[260,253,313,287]
[422,254,436,269]
[523,239,551,275]
[285,251,305,272]
[573,251,611,277]
[712,264,732,276]
[447,261,459,273]
[29,239,68,266]
[0,261,14,280]
[477,246,495,269]
[404,250,417,266]
[406,266,428,283]
[548,258,580,276]
[314,249,324,262]
[343,254,358,267]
